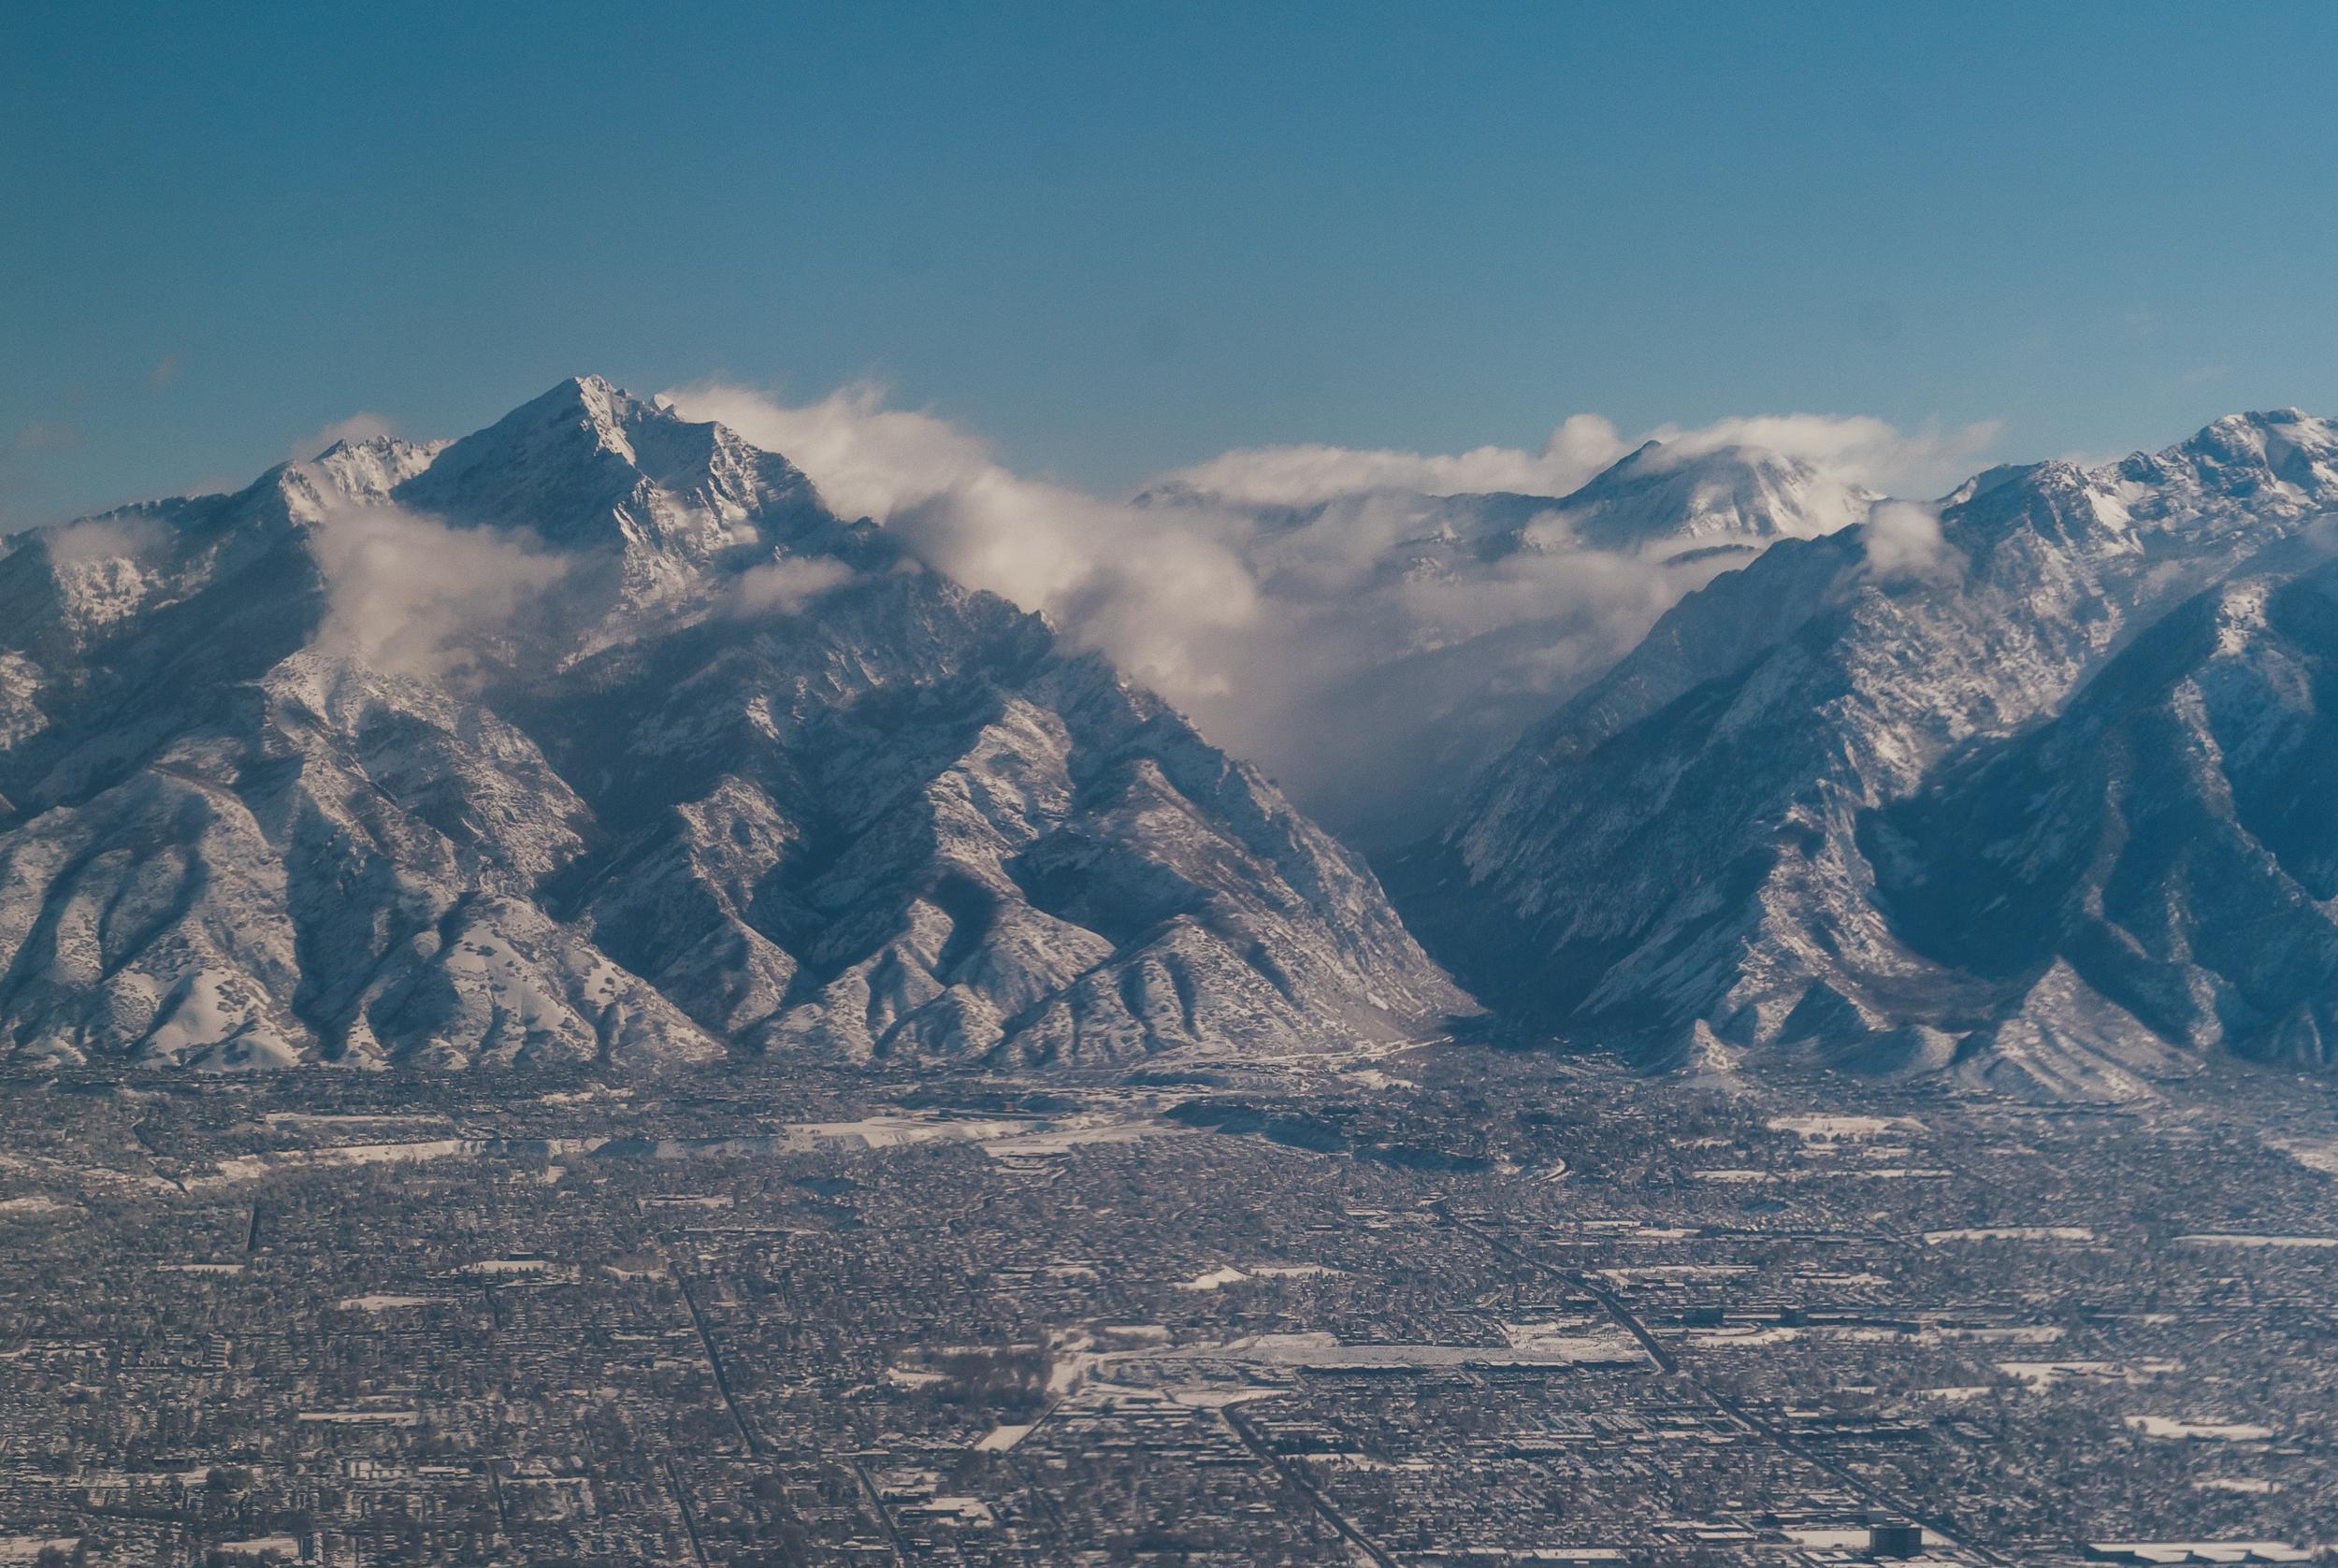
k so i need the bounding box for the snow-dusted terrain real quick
[1415,410,2338,1095]
[1140,439,1876,847]
[12,378,2338,1099]
[0,378,1463,1071]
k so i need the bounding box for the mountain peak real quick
[535,370,631,410]
[296,434,446,510]
[0,379,1462,1073]
[1546,437,1874,554]
[498,373,660,465]
[2171,408,2338,491]
[1585,437,1799,479]
[2086,408,2338,513]
[390,376,830,564]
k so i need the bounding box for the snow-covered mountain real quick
[35,377,2330,1100]
[1140,439,1876,848]
[0,378,1464,1072]
[1410,410,2338,1097]
[1519,439,1876,559]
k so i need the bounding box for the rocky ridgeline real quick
[0,379,1462,1071]
[1418,410,2338,1097]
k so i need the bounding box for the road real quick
[1434,1202,2013,1568]
[1222,1400,1400,1568]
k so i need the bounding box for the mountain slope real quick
[1414,410,2338,1094]
[0,378,1463,1071]
[1869,564,2338,1084]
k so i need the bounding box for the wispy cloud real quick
[1643,413,2001,497]
[730,554,858,616]
[665,380,1998,835]
[285,412,395,467]
[308,505,565,681]
[1162,416,1633,508]
[13,422,82,456]
[669,381,1259,702]
[1162,411,1999,509]
[1862,499,1956,583]
[41,512,168,563]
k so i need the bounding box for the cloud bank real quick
[1642,413,2000,497]
[1165,415,1635,509]
[308,505,566,680]
[1162,411,1999,510]
[671,381,1260,702]
[1862,498,1957,582]
[42,513,169,566]
[665,380,1999,842]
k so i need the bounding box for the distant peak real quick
[527,373,643,422]
[1569,437,1818,498]
[2187,407,2333,442]
[1939,461,2042,509]
[283,433,446,511]
[1548,435,1870,553]
[312,431,420,462]
[2171,408,2338,495]
[1580,438,1666,480]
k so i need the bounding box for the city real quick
[0,1046,2329,1565]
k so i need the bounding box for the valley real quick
[0,1048,2331,1565]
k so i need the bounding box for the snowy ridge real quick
[1528,439,1875,557]
[0,379,1463,1072]
[1417,410,2338,1095]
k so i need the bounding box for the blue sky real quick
[7,0,2338,525]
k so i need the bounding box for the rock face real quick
[0,378,1463,1072]
[1418,410,2338,1096]
[1869,564,2338,1086]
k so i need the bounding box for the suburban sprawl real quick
[0,1048,2331,1567]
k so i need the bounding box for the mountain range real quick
[0,378,1461,1071]
[1412,410,2338,1098]
[8,380,2338,1100]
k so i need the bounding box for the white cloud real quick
[1646,412,2002,498]
[731,554,857,616]
[42,512,168,565]
[286,413,396,467]
[663,382,988,522]
[663,380,1999,839]
[13,421,81,455]
[1160,411,2000,510]
[667,380,1259,702]
[1861,499,1956,582]
[1163,414,1631,508]
[307,505,566,680]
